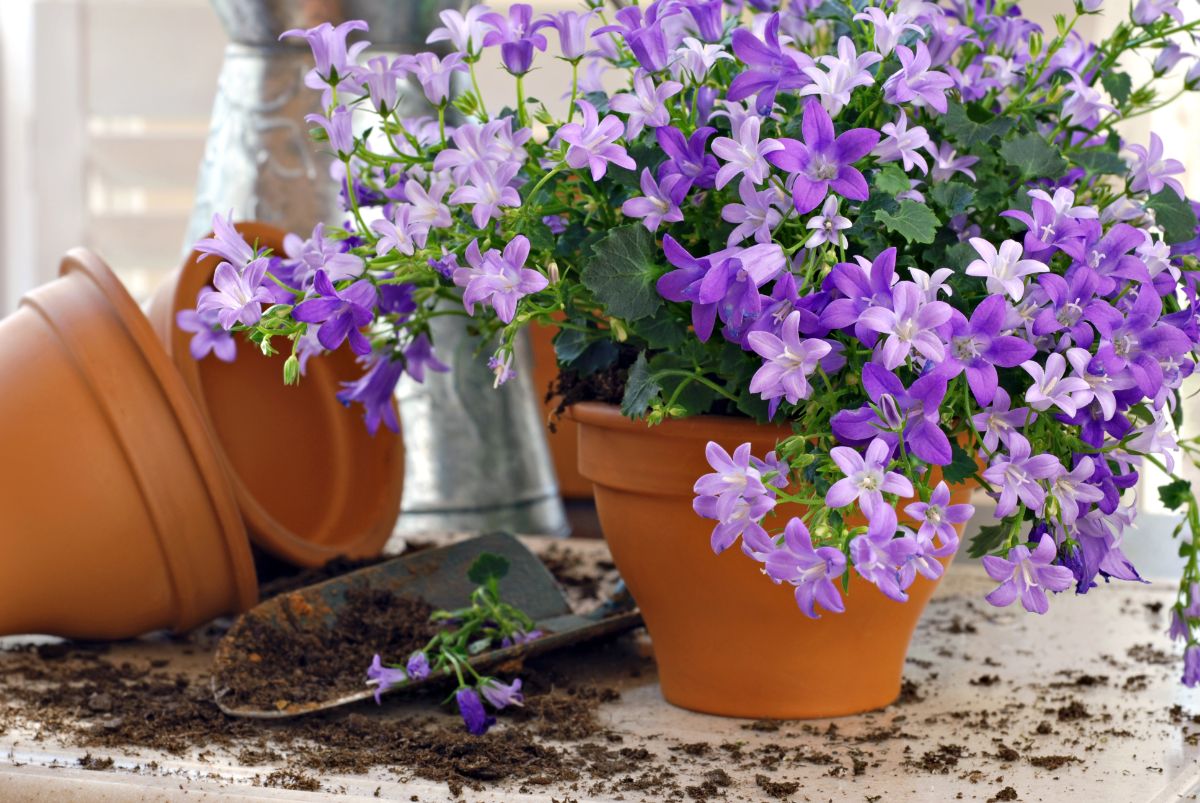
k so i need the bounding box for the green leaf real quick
[1071,148,1127,176]
[1147,190,1199,244]
[943,102,1015,147]
[874,164,912,196]
[582,224,663,322]
[1158,478,1193,512]
[943,442,978,485]
[620,352,661,418]
[552,328,589,363]
[636,316,688,350]
[1101,71,1132,105]
[874,200,939,244]
[514,215,556,252]
[930,182,975,217]
[998,134,1067,181]
[967,523,1008,560]
[467,552,510,585]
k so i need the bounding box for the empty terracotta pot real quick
[572,402,974,719]
[0,249,257,638]
[529,321,592,500]
[147,222,404,568]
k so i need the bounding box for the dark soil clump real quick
[213,587,440,710]
[755,773,800,799]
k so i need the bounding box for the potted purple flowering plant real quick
[187,0,1200,716]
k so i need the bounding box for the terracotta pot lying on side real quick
[529,321,593,500]
[146,222,404,568]
[0,249,257,638]
[571,401,973,719]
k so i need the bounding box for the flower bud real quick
[283,354,300,386]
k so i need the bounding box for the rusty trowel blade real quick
[212,532,642,719]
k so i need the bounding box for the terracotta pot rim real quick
[150,222,403,566]
[566,401,792,442]
[56,249,258,620]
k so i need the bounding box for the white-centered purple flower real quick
[176,306,236,363]
[800,36,882,116]
[826,437,914,518]
[449,161,522,228]
[1022,352,1091,417]
[404,51,467,106]
[453,235,547,323]
[404,178,453,231]
[434,118,531,182]
[905,481,973,556]
[766,99,880,214]
[282,223,366,289]
[746,311,832,415]
[925,141,978,182]
[281,21,368,104]
[850,531,916,602]
[982,534,1074,614]
[938,294,1036,406]
[197,258,275,330]
[972,388,1033,453]
[761,518,847,619]
[196,213,255,268]
[674,37,733,82]
[621,169,687,232]
[356,55,407,115]
[609,70,683,139]
[426,5,492,57]
[305,106,355,156]
[1061,69,1114,127]
[859,281,953,369]
[292,270,378,356]
[533,10,595,61]
[853,7,923,56]
[1049,456,1105,527]
[371,206,426,256]
[479,677,524,709]
[1133,0,1183,26]
[555,100,636,181]
[481,3,548,75]
[981,434,1064,517]
[804,195,851,248]
[1124,133,1186,199]
[711,115,784,189]
[721,178,785,245]
[884,42,954,114]
[693,442,777,553]
[872,110,930,173]
[965,238,1048,301]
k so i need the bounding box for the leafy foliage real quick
[874,201,939,244]
[582,225,664,323]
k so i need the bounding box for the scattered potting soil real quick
[213,587,441,710]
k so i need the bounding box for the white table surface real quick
[2,536,1199,802]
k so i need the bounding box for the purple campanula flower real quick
[937,295,1036,406]
[1064,346,1133,421]
[500,629,542,648]
[1022,352,1093,417]
[982,535,1074,614]
[621,169,687,232]
[555,100,636,181]
[681,0,724,43]
[766,99,880,214]
[434,118,531,182]
[405,178,453,231]
[656,125,719,190]
[831,363,951,465]
[965,238,1048,302]
[820,248,898,344]
[534,10,595,61]
[872,110,930,174]
[1124,133,1186,199]
[595,5,674,73]
[453,235,546,323]
[854,7,923,55]
[405,52,467,105]
[675,37,733,82]
[177,306,236,362]
[306,106,355,156]
[906,482,973,556]
[371,206,424,257]
[456,688,495,735]
[693,442,776,553]
[762,518,847,618]
[292,271,377,355]
[799,36,882,116]
[804,195,851,249]
[858,281,953,370]
[427,5,491,57]
[1171,608,1189,641]
[402,334,450,383]
[981,434,1064,517]
[196,212,255,267]
[480,678,524,709]
[925,141,978,182]
[972,389,1031,452]
[1061,70,1113,128]
[281,21,368,104]
[697,243,787,337]
[826,437,913,518]
[357,55,407,115]
[1133,0,1183,26]
[406,651,431,680]
[712,116,784,189]
[609,70,682,139]
[366,654,406,704]
[728,13,810,114]
[1048,456,1105,527]
[1092,288,1193,398]
[1003,188,1096,264]
[197,258,274,329]
[337,355,404,434]
[482,3,548,75]
[449,161,522,228]
[884,42,954,114]
[488,351,516,387]
[657,235,720,341]
[850,532,916,602]
[722,178,784,245]
[542,214,566,235]
[1185,645,1200,687]
[746,311,832,416]
[282,223,364,289]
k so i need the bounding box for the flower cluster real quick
[187,1,1200,684]
[366,553,540,733]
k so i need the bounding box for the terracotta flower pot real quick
[529,321,592,500]
[0,249,257,638]
[146,222,404,568]
[571,402,974,719]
